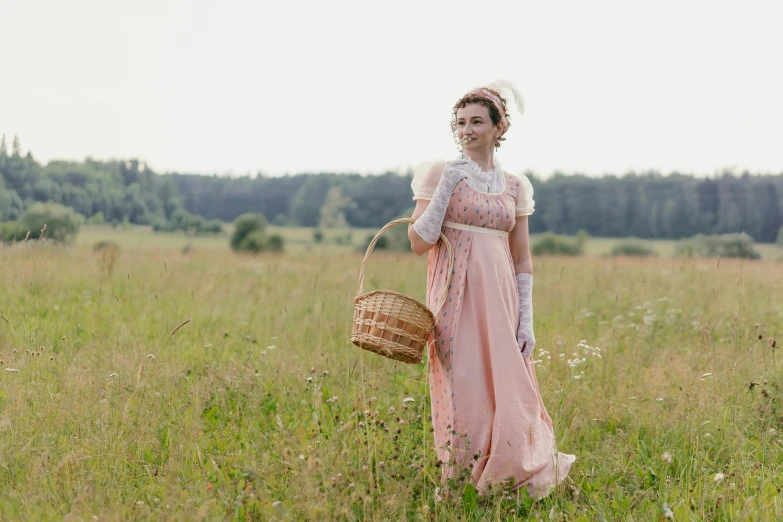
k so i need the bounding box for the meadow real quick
[1,227,782,520]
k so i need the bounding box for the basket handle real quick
[356,218,455,318]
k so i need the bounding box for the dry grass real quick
[0,239,782,520]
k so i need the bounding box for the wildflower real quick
[403,397,415,404]
[702,373,713,378]
[310,367,315,373]
[109,373,118,378]
[662,452,672,463]
[388,406,395,413]
[306,376,313,383]
[299,455,305,461]
[434,487,443,503]
[663,503,674,519]
[378,461,385,468]
[322,370,329,376]
[267,345,276,350]
[656,398,664,402]
[704,433,712,439]
[769,428,777,435]
[4,368,19,373]
[714,472,725,482]
[147,354,155,359]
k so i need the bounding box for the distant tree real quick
[231,213,267,251]
[0,134,7,157]
[20,202,84,244]
[12,135,21,157]
[319,186,354,228]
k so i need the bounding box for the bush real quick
[20,202,84,244]
[313,229,324,243]
[609,241,657,257]
[675,233,761,259]
[239,229,267,253]
[0,221,29,242]
[362,233,388,252]
[532,231,585,256]
[265,234,284,253]
[231,213,267,251]
[87,212,105,225]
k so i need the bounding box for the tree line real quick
[2,136,782,242]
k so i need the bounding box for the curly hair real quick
[450,88,509,149]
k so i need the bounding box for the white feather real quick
[488,80,525,116]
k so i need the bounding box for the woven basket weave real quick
[351,218,454,364]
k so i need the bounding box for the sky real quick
[1,0,781,178]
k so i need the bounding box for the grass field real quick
[1,228,782,520]
[76,225,783,261]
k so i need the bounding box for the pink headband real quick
[466,88,509,137]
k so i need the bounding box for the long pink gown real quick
[425,172,575,498]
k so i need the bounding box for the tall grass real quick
[0,241,781,520]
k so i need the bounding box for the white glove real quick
[411,159,470,244]
[516,273,536,356]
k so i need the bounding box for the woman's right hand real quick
[440,159,470,191]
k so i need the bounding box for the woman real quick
[407,83,575,498]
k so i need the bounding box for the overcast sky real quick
[1,0,781,178]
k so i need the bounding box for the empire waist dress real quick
[419,165,575,498]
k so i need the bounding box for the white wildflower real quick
[403,397,415,404]
[714,472,725,482]
[4,368,20,373]
[662,452,672,463]
[662,503,674,519]
[146,354,155,359]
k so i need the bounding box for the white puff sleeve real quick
[513,172,535,216]
[411,160,447,201]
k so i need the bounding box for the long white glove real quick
[516,273,536,356]
[411,159,470,244]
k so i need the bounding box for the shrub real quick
[313,229,324,243]
[239,229,267,253]
[265,234,284,253]
[231,213,267,251]
[675,233,760,259]
[362,233,388,252]
[609,241,657,257]
[20,202,84,244]
[87,212,105,225]
[0,221,29,242]
[532,231,585,256]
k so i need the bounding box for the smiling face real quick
[455,103,502,153]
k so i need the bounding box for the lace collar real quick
[462,155,505,194]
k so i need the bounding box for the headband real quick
[460,80,525,140]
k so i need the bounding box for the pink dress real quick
[423,171,575,498]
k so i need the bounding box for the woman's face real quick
[456,103,500,152]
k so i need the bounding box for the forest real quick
[2,135,782,242]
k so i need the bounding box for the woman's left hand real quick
[516,273,535,357]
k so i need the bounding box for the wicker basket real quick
[351,218,454,364]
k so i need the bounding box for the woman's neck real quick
[466,149,495,172]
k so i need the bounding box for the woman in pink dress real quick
[407,82,575,498]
